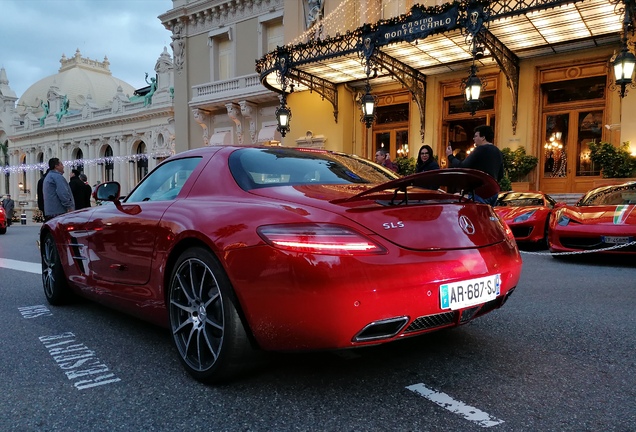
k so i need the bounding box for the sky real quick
[0,0,174,98]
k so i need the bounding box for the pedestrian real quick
[79,174,93,207]
[375,149,398,173]
[445,125,503,205]
[2,194,15,226]
[415,144,441,190]
[43,158,75,221]
[415,144,440,173]
[37,169,51,217]
[69,169,91,209]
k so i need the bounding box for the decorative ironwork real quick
[255,0,630,138]
[609,0,636,97]
[483,28,520,133]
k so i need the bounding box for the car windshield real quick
[580,183,636,206]
[496,193,544,207]
[229,148,399,190]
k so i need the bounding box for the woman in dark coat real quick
[415,144,440,173]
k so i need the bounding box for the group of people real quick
[37,158,93,222]
[374,125,504,204]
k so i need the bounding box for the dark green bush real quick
[588,141,636,178]
[501,146,539,182]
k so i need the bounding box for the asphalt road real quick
[1,224,635,431]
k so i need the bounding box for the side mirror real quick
[95,182,121,202]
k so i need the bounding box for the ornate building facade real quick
[0,48,175,218]
[159,0,636,195]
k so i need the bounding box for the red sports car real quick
[548,181,636,255]
[40,146,522,383]
[0,206,7,234]
[494,191,558,245]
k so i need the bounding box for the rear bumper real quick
[226,240,522,351]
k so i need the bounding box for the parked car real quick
[494,191,559,245]
[0,206,6,234]
[40,146,522,383]
[548,181,636,255]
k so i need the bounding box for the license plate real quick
[440,274,500,310]
[602,236,632,244]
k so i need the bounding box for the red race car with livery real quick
[548,181,636,255]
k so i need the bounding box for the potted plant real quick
[501,146,539,191]
[588,141,636,187]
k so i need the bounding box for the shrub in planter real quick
[501,146,539,182]
[395,156,416,176]
[498,176,512,192]
[588,141,636,178]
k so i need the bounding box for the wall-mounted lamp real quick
[611,0,636,97]
[462,64,483,115]
[360,84,376,129]
[613,45,636,97]
[275,99,291,138]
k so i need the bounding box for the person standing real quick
[79,174,93,207]
[37,168,51,217]
[69,169,91,209]
[43,158,75,221]
[2,194,15,226]
[375,149,399,173]
[445,125,503,205]
[415,145,440,173]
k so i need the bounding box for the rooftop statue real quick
[56,95,69,122]
[39,100,49,127]
[144,73,156,107]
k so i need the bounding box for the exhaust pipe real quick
[353,316,409,342]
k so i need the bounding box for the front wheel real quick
[168,247,254,383]
[41,233,72,305]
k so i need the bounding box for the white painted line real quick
[406,383,504,428]
[0,258,41,274]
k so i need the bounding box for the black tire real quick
[41,233,72,305]
[0,227,6,235]
[168,247,254,384]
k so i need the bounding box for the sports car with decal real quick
[548,181,636,255]
[40,146,522,383]
[494,191,559,245]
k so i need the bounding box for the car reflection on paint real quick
[40,146,522,383]
[548,181,636,255]
[0,205,7,234]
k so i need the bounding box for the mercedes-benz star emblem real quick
[458,215,475,235]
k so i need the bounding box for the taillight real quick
[257,223,387,255]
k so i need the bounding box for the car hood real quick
[563,204,636,224]
[248,169,507,250]
[495,206,544,220]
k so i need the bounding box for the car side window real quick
[126,157,201,203]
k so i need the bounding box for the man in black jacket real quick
[69,169,91,210]
[446,125,503,205]
[37,169,51,217]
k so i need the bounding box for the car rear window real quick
[228,148,398,190]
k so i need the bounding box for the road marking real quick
[406,383,504,428]
[19,305,53,318]
[0,258,40,274]
[39,332,121,390]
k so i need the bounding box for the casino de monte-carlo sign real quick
[375,4,459,45]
